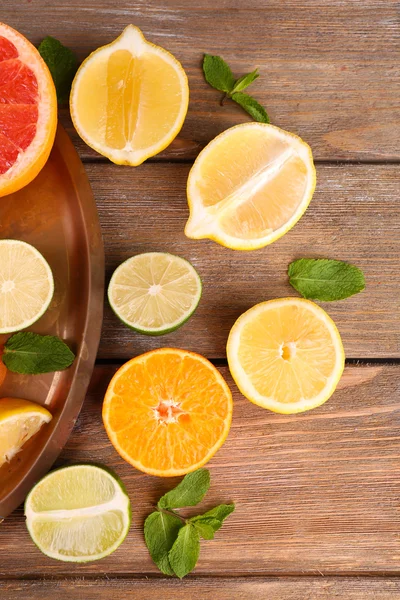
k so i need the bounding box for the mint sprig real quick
[38,36,78,104]
[144,469,235,578]
[288,258,366,301]
[203,54,269,123]
[3,332,75,374]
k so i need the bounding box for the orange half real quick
[102,348,233,476]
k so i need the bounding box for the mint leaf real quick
[3,332,75,374]
[38,36,78,103]
[231,69,259,94]
[203,54,235,93]
[232,92,270,123]
[144,511,183,576]
[191,517,220,540]
[158,469,210,509]
[191,503,235,532]
[168,523,200,578]
[288,258,366,301]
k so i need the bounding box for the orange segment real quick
[0,23,57,197]
[102,348,233,476]
[0,351,6,388]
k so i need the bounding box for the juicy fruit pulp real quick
[25,464,131,562]
[185,123,316,250]
[0,239,54,333]
[0,397,52,467]
[0,23,57,197]
[71,25,189,165]
[227,298,345,414]
[108,252,202,335]
[102,348,233,476]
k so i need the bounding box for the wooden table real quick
[1,1,400,598]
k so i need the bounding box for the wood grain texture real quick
[82,162,400,360]
[3,0,399,160]
[2,364,400,577]
[3,577,400,600]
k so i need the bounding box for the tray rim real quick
[0,124,105,519]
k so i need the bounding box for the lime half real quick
[25,464,131,562]
[0,239,54,334]
[108,252,202,335]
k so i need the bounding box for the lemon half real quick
[227,298,345,414]
[185,123,316,251]
[70,25,189,165]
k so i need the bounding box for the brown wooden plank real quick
[81,162,400,360]
[2,577,400,600]
[3,0,399,160]
[2,364,400,576]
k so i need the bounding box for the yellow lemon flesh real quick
[0,397,52,467]
[185,123,316,251]
[70,25,189,165]
[227,298,345,414]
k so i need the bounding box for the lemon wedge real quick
[0,397,52,467]
[70,25,189,165]
[185,123,316,250]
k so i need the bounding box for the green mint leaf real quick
[191,503,235,532]
[144,511,183,576]
[231,92,270,123]
[288,258,366,301]
[231,69,259,94]
[3,332,75,375]
[191,517,220,540]
[203,54,235,93]
[38,36,78,104]
[158,469,210,510]
[168,523,200,578]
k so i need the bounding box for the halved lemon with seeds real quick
[70,25,189,165]
[108,252,202,335]
[227,298,345,414]
[185,123,316,250]
[0,239,54,334]
[103,348,233,477]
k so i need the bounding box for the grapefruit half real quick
[0,23,57,197]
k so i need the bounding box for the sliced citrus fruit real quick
[70,25,189,165]
[108,252,202,335]
[0,22,57,198]
[0,397,52,467]
[0,239,54,333]
[227,298,344,414]
[185,123,316,250]
[103,348,233,477]
[25,464,131,562]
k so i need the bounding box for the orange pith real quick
[102,348,233,477]
[0,23,57,197]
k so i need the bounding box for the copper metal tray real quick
[0,125,104,518]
